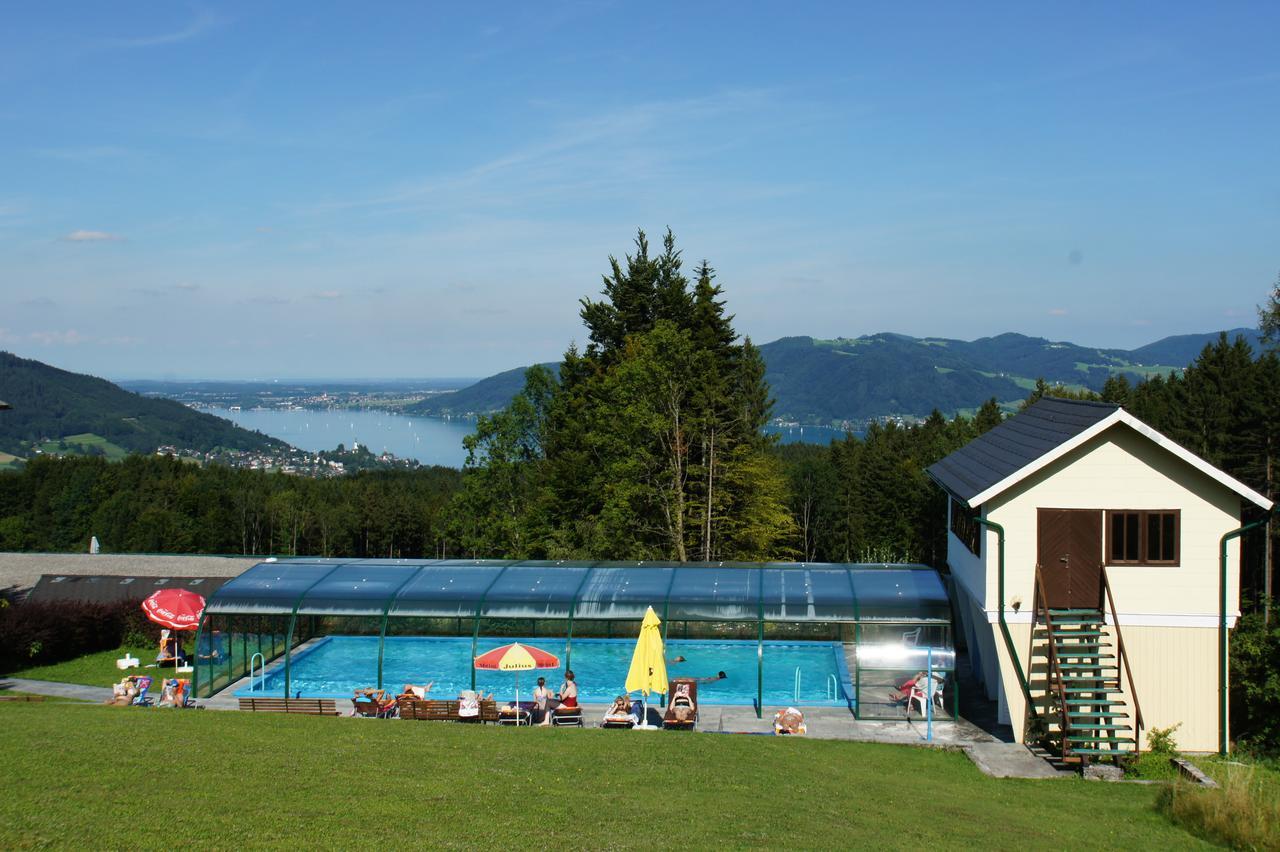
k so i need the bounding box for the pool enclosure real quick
[193,559,955,719]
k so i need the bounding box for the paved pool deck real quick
[3,674,1064,778]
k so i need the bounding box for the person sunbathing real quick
[106,676,138,706]
[603,695,638,725]
[397,682,434,700]
[774,706,806,735]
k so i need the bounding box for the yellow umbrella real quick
[625,606,668,728]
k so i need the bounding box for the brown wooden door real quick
[1037,509,1103,609]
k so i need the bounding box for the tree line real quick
[0,454,460,559]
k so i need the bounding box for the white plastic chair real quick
[907,672,946,718]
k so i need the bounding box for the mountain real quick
[404,327,1264,425]
[1127,328,1263,366]
[405,363,560,416]
[0,352,285,458]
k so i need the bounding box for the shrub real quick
[0,594,156,674]
[1156,764,1280,850]
[1147,723,1182,755]
[1231,609,1280,757]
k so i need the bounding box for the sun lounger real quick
[498,703,533,725]
[131,676,154,707]
[663,679,697,730]
[551,704,583,727]
[479,699,500,724]
[352,695,397,718]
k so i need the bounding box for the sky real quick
[2,3,1278,380]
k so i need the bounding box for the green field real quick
[9,644,161,687]
[0,703,1211,849]
[37,432,130,460]
[0,450,22,471]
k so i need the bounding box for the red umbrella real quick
[473,642,560,671]
[473,643,560,720]
[141,588,206,631]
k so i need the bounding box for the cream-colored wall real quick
[982,423,1244,621]
[1121,625,1223,752]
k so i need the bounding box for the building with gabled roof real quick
[927,397,1271,757]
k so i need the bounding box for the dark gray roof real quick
[25,574,231,605]
[927,397,1119,506]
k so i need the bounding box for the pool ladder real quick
[248,653,266,692]
[793,668,840,702]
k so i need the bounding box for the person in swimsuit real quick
[533,677,557,725]
[559,670,578,707]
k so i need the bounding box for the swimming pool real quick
[238,636,852,706]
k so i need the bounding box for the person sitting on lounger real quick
[533,677,559,725]
[774,706,806,735]
[540,670,579,726]
[667,681,696,724]
[603,694,639,726]
[157,630,188,666]
[107,676,138,706]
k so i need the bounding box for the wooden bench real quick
[398,698,460,721]
[237,697,339,715]
[479,699,500,724]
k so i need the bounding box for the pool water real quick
[240,636,851,706]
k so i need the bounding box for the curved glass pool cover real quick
[195,559,955,719]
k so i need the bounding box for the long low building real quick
[0,552,260,598]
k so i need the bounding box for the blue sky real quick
[2,3,1278,379]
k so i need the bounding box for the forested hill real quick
[407,328,1262,424]
[405,363,560,416]
[0,352,285,456]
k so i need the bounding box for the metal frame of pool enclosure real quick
[193,559,956,719]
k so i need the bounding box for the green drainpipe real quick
[973,517,1036,722]
[1219,515,1272,755]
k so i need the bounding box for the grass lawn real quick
[8,644,163,688]
[37,432,129,460]
[0,704,1209,849]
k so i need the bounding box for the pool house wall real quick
[194,559,955,718]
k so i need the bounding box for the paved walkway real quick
[2,677,113,702]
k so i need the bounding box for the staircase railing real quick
[1033,564,1070,756]
[1101,565,1144,754]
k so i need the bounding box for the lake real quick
[210,407,852,469]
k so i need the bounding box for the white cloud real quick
[64,230,123,242]
[106,9,221,49]
[27,329,87,345]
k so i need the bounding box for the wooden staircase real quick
[1031,566,1144,765]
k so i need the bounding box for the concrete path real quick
[2,677,112,702]
[964,742,1074,779]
